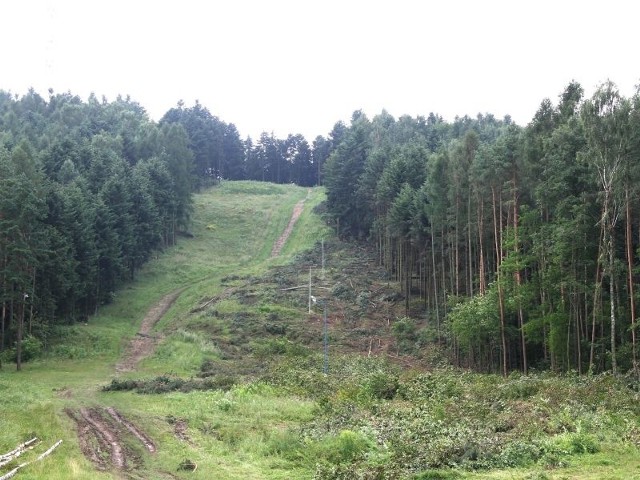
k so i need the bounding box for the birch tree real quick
[581,81,631,373]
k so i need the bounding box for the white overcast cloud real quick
[2,0,639,140]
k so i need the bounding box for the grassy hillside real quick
[0,182,326,479]
[2,181,640,480]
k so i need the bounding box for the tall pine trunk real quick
[609,232,617,374]
[430,225,440,339]
[16,294,24,371]
[590,211,605,371]
[492,186,507,376]
[468,193,474,296]
[625,185,637,371]
[513,178,527,374]
[478,199,486,295]
[602,186,618,374]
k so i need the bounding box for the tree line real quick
[0,89,333,369]
[161,101,335,188]
[4,80,638,376]
[323,81,640,375]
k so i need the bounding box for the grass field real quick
[2,181,640,480]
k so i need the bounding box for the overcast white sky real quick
[2,0,638,140]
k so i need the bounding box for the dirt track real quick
[67,291,177,475]
[115,289,183,374]
[270,194,307,257]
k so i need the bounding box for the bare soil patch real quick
[171,418,194,446]
[115,289,183,374]
[271,194,307,257]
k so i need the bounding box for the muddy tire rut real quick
[67,407,155,474]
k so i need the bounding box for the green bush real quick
[397,371,463,401]
[215,395,235,412]
[264,430,305,461]
[331,282,354,301]
[549,432,600,455]
[523,473,550,480]
[264,322,287,335]
[313,430,374,465]
[2,335,43,363]
[253,338,310,359]
[495,439,543,467]
[392,317,418,353]
[498,376,541,400]
[102,374,237,393]
[364,371,399,400]
[50,344,88,359]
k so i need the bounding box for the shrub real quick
[356,291,371,312]
[549,432,600,455]
[498,376,541,400]
[264,430,305,461]
[364,371,399,400]
[524,474,550,480]
[495,439,543,468]
[3,335,43,363]
[265,322,287,335]
[253,338,310,359]
[102,375,236,393]
[314,430,373,464]
[331,282,354,301]
[215,395,235,412]
[50,344,88,359]
[392,318,418,354]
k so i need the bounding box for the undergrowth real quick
[265,356,640,479]
[102,374,238,394]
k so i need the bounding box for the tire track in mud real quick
[71,269,186,474]
[80,408,126,469]
[68,290,178,474]
[67,407,155,474]
[106,407,156,453]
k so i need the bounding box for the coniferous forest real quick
[2,80,640,376]
[0,89,328,369]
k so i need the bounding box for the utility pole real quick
[321,238,325,280]
[308,267,312,314]
[311,295,329,374]
[323,302,328,374]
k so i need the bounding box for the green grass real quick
[466,444,640,479]
[95,385,315,480]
